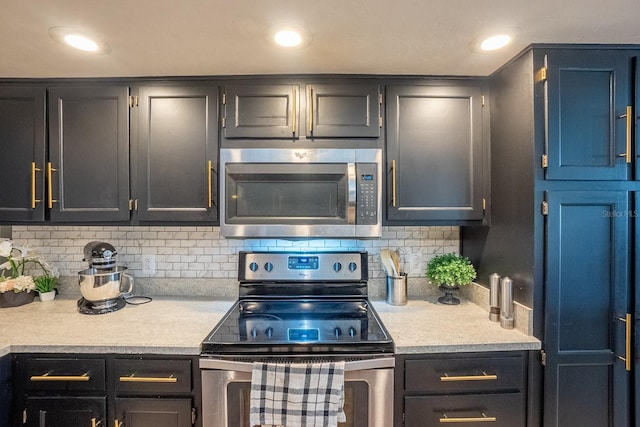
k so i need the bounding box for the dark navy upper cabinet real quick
[385,84,486,222]
[305,83,381,138]
[134,84,218,223]
[0,87,46,222]
[48,86,131,222]
[221,81,382,144]
[222,84,299,140]
[544,51,635,180]
[544,190,631,427]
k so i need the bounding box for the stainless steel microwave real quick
[220,148,382,238]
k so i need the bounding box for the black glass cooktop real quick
[200,299,394,355]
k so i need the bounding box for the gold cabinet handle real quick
[440,413,497,423]
[207,160,213,208]
[618,106,632,163]
[31,162,42,209]
[440,372,498,382]
[114,420,122,427]
[119,374,177,383]
[308,85,314,134]
[30,372,90,382]
[292,86,297,135]
[91,418,102,427]
[618,314,632,371]
[391,160,397,207]
[47,162,58,208]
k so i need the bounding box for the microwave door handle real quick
[347,163,357,224]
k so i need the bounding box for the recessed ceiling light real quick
[63,34,99,52]
[480,34,511,51]
[274,29,303,47]
[49,27,110,54]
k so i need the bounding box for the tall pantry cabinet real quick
[463,45,640,427]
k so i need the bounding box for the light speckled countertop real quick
[0,296,539,357]
[372,299,540,353]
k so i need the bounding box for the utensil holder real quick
[386,273,407,305]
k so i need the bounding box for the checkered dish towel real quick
[250,361,346,427]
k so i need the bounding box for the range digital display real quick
[288,328,320,341]
[287,256,319,270]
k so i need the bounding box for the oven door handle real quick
[200,356,394,372]
[347,162,356,225]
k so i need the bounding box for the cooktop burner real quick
[201,251,394,355]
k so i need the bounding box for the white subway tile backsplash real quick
[11,226,460,293]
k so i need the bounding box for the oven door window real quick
[224,163,349,224]
[228,380,368,427]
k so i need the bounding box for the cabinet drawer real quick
[405,393,525,427]
[25,358,106,392]
[113,358,192,394]
[405,355,525,393]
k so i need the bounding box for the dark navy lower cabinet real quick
[114,398,193,427]
[12,354,202,427]
[0,354,11,427]
[544,190,631,427]
[23,397,106,427]
[396,352,528,427]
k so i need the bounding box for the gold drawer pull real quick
[440,412,497,423]
[119,374,177,383]
[91,418,102,427]
[30,372,90,382]
[440,372,498,382]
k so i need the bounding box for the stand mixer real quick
[77,241,134,314]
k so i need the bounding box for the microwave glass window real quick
[225,163,349,224]
[235,180,342,218]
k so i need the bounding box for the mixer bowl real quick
[78,267,134,302]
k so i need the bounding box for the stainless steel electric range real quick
[199,251,395,427]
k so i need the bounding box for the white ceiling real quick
[2,0,640,79]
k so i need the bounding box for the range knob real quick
[249,262,259,272]
[333,262,342,272]
[264,262,274,272]
[348,262,358,272]
[348,326,357,337]
[334,327,342,338]
[250,328,258,338]
[265,327,274,338]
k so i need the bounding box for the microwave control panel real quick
[356,163,378,225]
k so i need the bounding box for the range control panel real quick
[239,251,367,282]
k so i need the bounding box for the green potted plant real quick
[33,274,59,302]
[426,253,477,305]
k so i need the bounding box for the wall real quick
[11,225,460,300]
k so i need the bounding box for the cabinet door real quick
[115,398,192,427]
[306,83,380,138]
[24,397,106,427]
[0,87,46,221]
[48,86,130,222]
[544,191,630,427]
[545,51,632,180]
[386,85,484,221]
[0,355,9,427]
[135,85,218,222]
[223,84,298,139]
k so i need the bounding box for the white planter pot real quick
[38,291,56,302]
